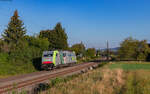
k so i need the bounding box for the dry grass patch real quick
[96,68,125,94]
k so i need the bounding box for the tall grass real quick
[123,70,150,94]
[42,64,125,94]
[41,62,150,94]
[109,62,150,94]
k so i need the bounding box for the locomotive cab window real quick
[43,54,53,57]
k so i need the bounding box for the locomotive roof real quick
[43,50,74,53]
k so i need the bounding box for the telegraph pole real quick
[107,41,109,61]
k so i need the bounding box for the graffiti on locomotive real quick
[41,50,77,70]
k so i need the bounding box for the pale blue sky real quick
[0,0,150,48]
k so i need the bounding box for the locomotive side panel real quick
[62,51,77,64]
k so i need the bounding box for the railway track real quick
[0,62,98,94]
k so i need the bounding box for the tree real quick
[85,48,96,58]
[118,37,150,61]
[39,22,68,50]
[118,37,138,60]
[136,40,150,61]
[96,49,101,57]
[25,36,49,52]
[71,42,85,56]
[39,29,53,49]
[54,22,68,49]
[2,10,26,44]
[0,39,10,53]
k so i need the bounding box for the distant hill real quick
[100,47,120,52]
[110,47,120,52]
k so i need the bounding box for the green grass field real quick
[109,62,150,70]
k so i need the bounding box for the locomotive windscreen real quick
[43,53,53,57]
[43,51,53,57]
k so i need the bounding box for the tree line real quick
[101,37,150,61]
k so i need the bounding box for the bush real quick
[0,53,8,63]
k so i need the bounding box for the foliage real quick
[96,49,101,56]
[2,10,26,53]
[39,30,53,49]
[0,53,8,63]
[54,22,68,50]
[71,42,85,56]
[0,40,10,53]
[26,36,49,54]
[118,37,150,61]
[39,22,68,50]
[85,48,96,58]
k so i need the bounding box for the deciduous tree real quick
[85,48,96,58]
[118,37,150,61]
[71,42,85,56]
[39,22,68,50]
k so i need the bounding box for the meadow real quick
[109,61,150,70]
[42,62,150,94]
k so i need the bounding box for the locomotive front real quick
[41,51,54,70]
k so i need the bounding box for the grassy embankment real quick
[42,62,150,94]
